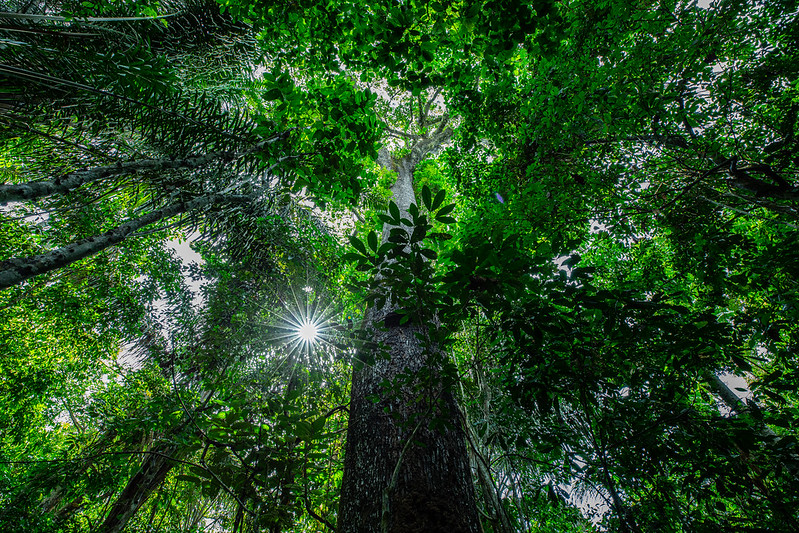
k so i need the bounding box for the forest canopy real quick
[2,0,799,531]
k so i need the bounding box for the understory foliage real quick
[1,0,799,531]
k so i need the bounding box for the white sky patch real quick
[712,61,729,75]
[554,254,572,271]
[166,234,206,309]
[719,372,753,402]
[589,219,608,234]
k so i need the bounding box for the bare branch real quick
[383,126,423,140]
[422,87,443,125]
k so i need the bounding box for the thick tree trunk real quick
[339,313,481,533]
[0,192,250,289]
[338,120,481,533]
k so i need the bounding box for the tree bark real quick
[98,444,184,533]
[338,120,481,533]
[0,192,250,290]
[0,152,236,204]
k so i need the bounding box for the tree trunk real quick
[98,444,184,533]
[706,371,799,527]
[0,192,250,290]
[0,151,236,204]
[0,131,290,205]
[338,121,481,533]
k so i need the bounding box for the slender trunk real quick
[469,427,514,533]
[0,151,237,204]
[706,372,799,528]
[98,443,184,533]
[0,192,249,290]
[338,122,481,533]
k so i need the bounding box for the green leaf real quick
[294,420,313,439]
[389,201,401,222]
[422,185,432,210]
[431,189,446,211]
[349,235,367,255]
[311,415,326,434]
[436,203,455,219]
[367,230,378,251]
[263,88,282,101]
[411,225,427,243]
[378,242,395,255]
[420,248,437,260]
[731,354,752,372]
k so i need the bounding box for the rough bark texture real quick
[339,119,481,533]
[338,314,481,533]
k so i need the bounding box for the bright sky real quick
[165,235,206,309]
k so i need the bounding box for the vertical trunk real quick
[338,121,481,533]
[338,313,481,533]
[470,431,514,533]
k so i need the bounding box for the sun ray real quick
[264,284,341,368]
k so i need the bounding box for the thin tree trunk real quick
[469,426,514,533]
[0,151,236,204]
[98,443,185,533]
[0,192,249,290]
[706,372,799,528]
[338,121,481,533]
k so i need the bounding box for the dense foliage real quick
[1,0,798,531]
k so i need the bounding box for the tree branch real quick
[383,126,423,140]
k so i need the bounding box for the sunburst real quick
[268,285,338,364]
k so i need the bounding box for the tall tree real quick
[5,0,799,531]
[338,114,481,532]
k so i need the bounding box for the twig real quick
[660,159,729,210]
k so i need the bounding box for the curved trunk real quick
[339,121,480,533]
